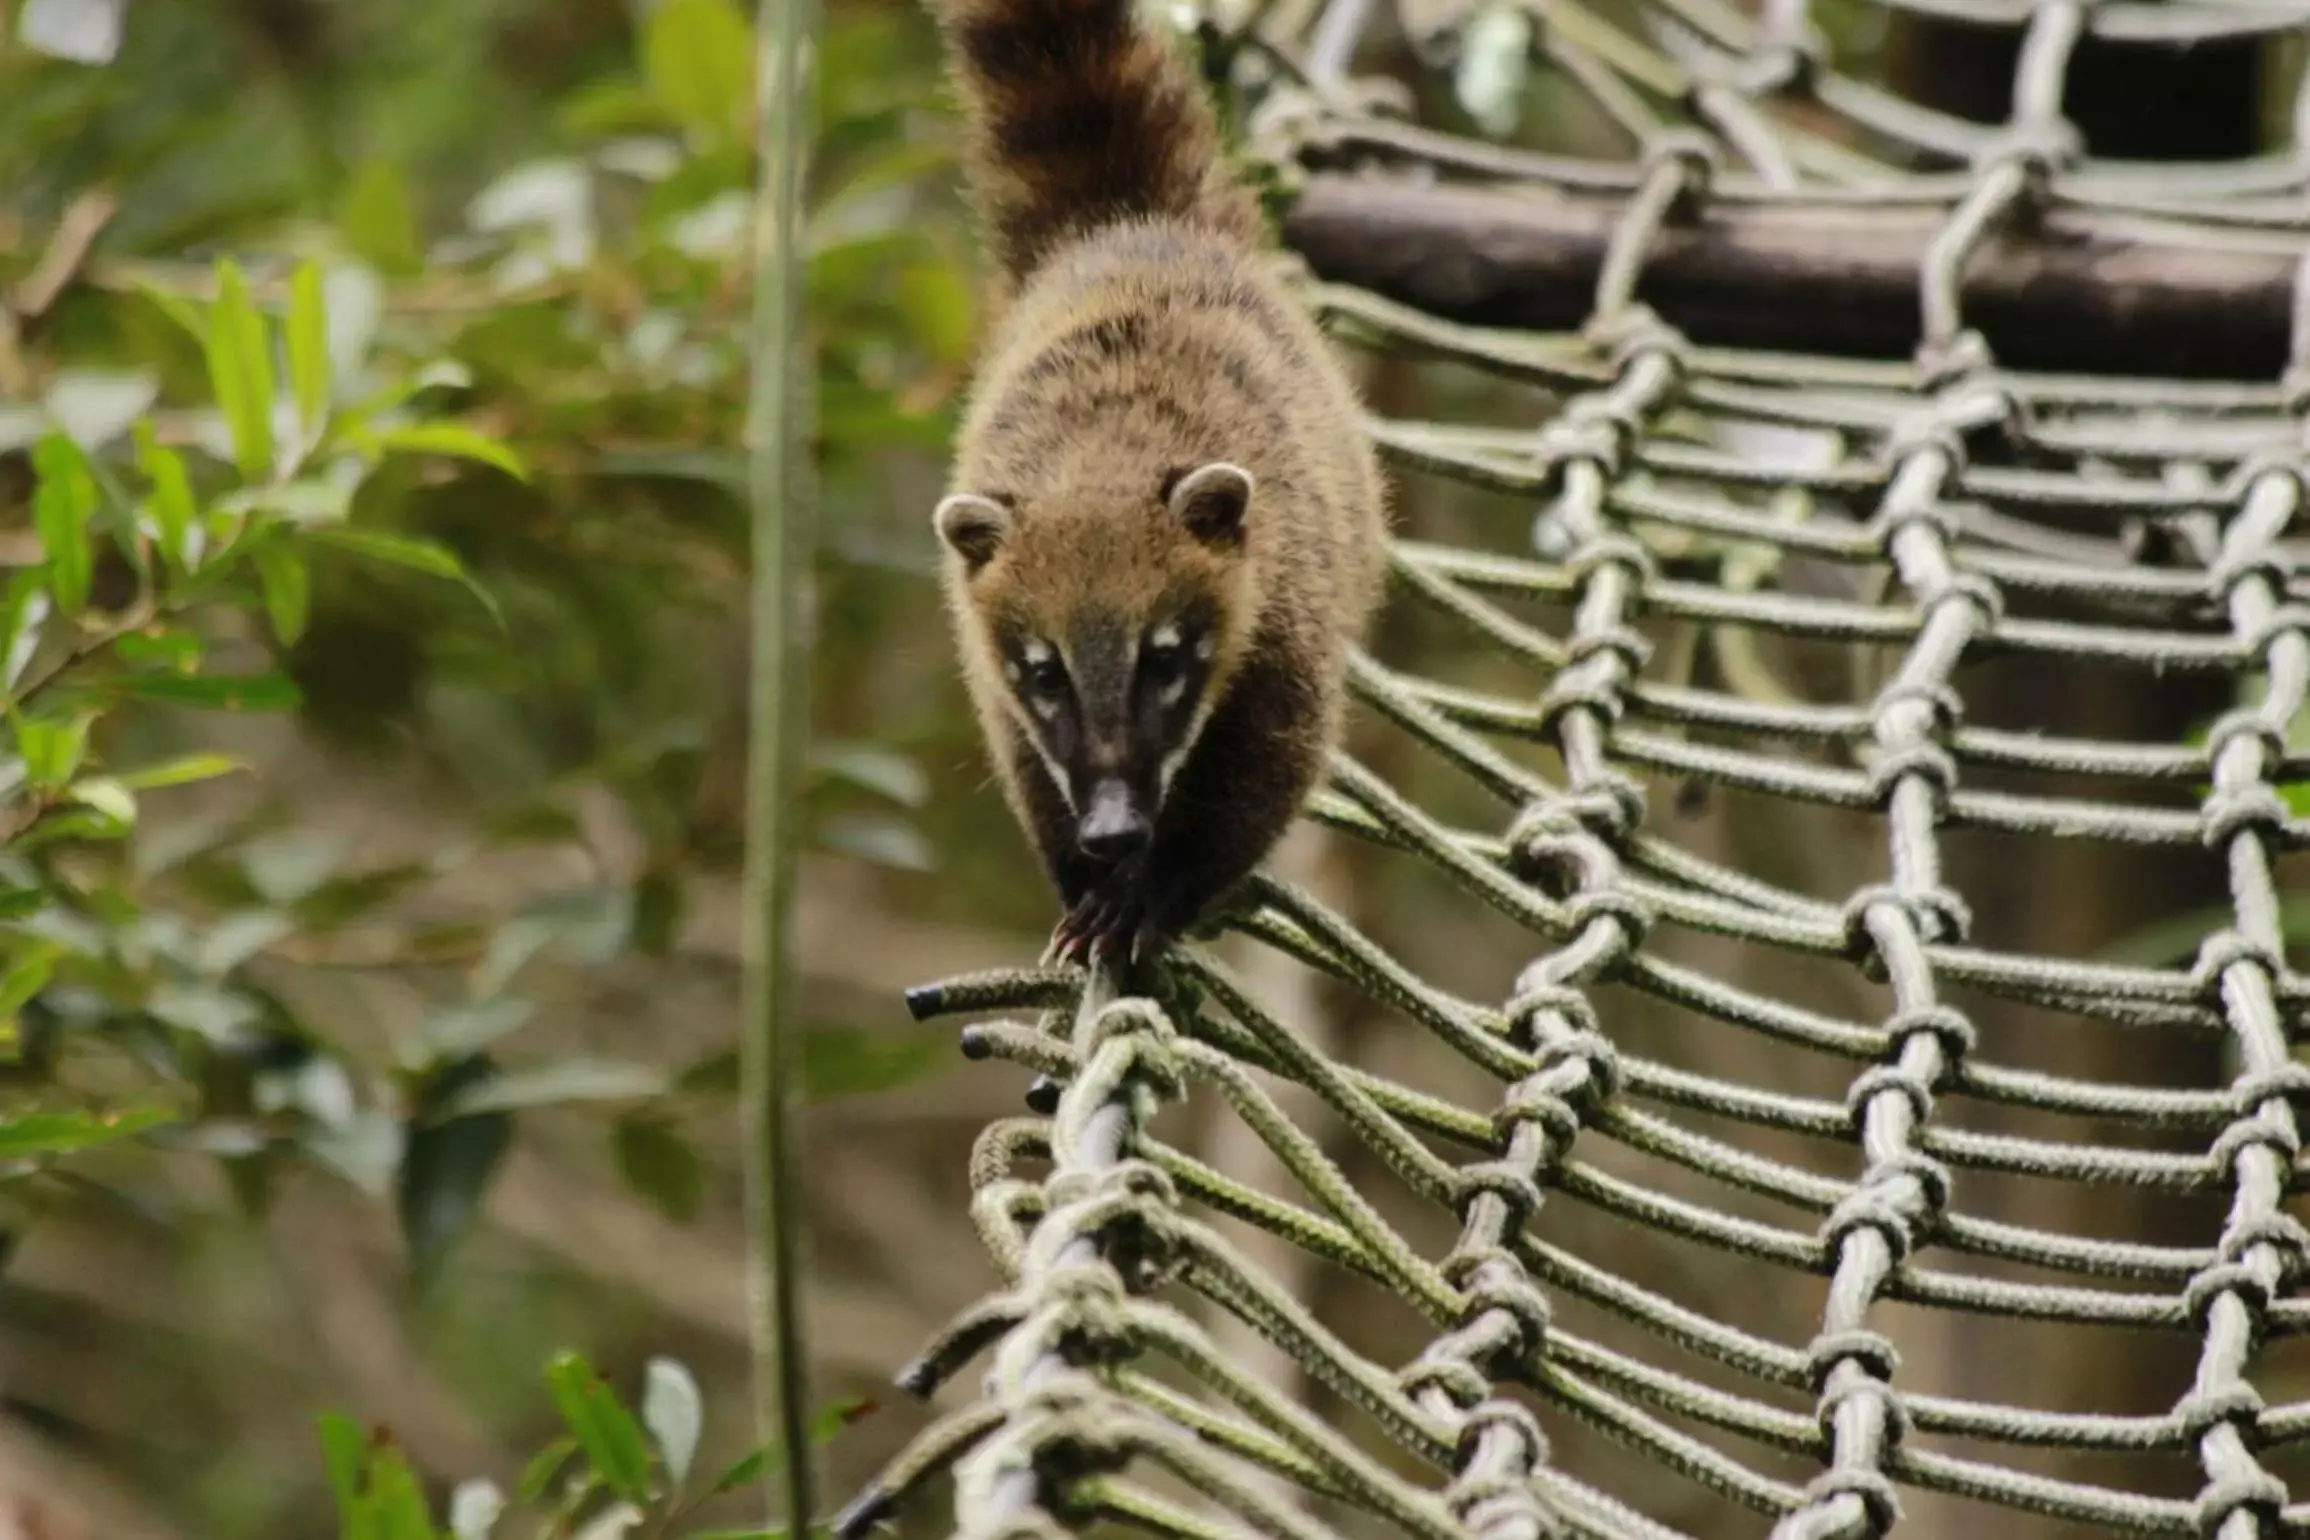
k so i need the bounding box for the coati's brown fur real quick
[927,0,1388,966]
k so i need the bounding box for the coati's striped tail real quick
[931,0,1264,289]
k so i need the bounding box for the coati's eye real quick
[1142,624,1194,704]
[1014,643,1069,709]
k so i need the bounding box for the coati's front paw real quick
[1049,859,1160,970]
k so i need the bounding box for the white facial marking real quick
[1193,635,1216,661]
[1003,661,1021,683]
[1158,677,1187,708]
[1031,696,1060,721]
[1023,638,1054,666]
[1150,622,1181,651]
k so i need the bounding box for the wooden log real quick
[1282,172,2298,380]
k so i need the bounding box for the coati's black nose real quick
[1077,778,1151,859]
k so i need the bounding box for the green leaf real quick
[431,1059,669,1119]
[416,997,535,1063]
[0,570,51,692]
[244,830,347,904]
[545,1352,655,1503]
[612,1112,702,1222]
[31,433,97,617]
[0,1106,174,1159]
[0,948,58,1020]
[808,744,926,808]
[205,260,277,482]
[67,776,136,831]
[113,625,205,675]
[17,714,91,790]
[133,421,200,572]
[366,1445,440,1540]
[308,526,501,624]
[253,542,311,646]
[815,811,932,872]
[288,262,332,442]
[117,753,247,791]
[642,0,754,149]
[340,162,424,277]
[642,1357,703,1486]
[398,1056,512,1287]
[315,1412,372,1522]
[515,1435,581,1503]
[374,423,528,483]
[135,282,208,346]
[108,671,303,712]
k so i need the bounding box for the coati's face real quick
[933,461,1256,863]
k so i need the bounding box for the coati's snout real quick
[1076,777,1151,859]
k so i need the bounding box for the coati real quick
[927,0,1389,968]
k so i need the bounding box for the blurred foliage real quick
[320,1350,873,1540]
[0,0,1010,1532]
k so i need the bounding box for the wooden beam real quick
[1281,173,2298,381]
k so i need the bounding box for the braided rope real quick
[843,0,2310,1534]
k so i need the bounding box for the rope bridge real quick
[840,0,2310,1534]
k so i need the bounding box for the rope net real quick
[844,0,2310,1535]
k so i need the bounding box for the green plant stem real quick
[740,0,822,1530]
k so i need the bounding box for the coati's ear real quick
[1165,462,1253,549]
[934,493,1014,574]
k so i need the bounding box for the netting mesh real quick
[839,0,2310,1535]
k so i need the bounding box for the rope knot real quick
[1638,131,1717,211]
[1582,300,1691,377]
[1399,1353,1494,1409]
[1449,1400,1563,1540]
[2175,1380,2265,1444]
[1799,1466,1903,1536]
[2217,1210,2310,1282]
[2199,782,2290,852]
[1566,532,1659,588]
[1885,1003,1976,1067]
[1455,1159,1549,1232]
[1008,1371,1136,1502]
[1077,997,1185,1101]
[2190,928,2283,1002]
[2204,707,2290,774]
[2233,1061,2310,1117]
[1563,888,1653,966]
[1537,665,1628,736]
[1505,976,1602,1039]
[2208,1106,2303,1184]
[1817,1371,1912,1454]
[1877,412,1971,485]
[1821,1152,1949,1264]
[1842,884,1972,965]
[1846,1063,1934,1127]
[1446,1250,1554,1363]
[2182,1259,2272,1336]
[1914,327,1994,393]
[1863,739,1958,812]
[1032,1264,1139,1369]
[1563,623,1653,676]
[1534,414,1626,475]
[2188,1466,2288,1540]
[1506,804,1615,897]
[1804,1328,1900,1388]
